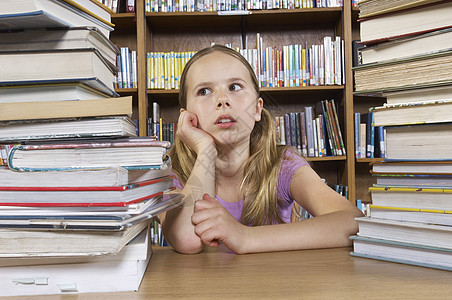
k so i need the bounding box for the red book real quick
[0,176,175,207]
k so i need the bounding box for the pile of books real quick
[351,0,452,271]
[0,0,182,296]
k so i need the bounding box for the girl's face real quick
[185,51,263,148]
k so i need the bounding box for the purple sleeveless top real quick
[173,150,309,223]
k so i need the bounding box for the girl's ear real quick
[255,97,264,122]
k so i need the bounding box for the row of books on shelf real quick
[147,51,196,90]
[352,0,452,272]
[275,100,345,157]
[144,0,342,12]
[97,0,135,13]
[147,36,344,91]
[354,112,385,159]
[116,47,138,89]
[247,35,344,88]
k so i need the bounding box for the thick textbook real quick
[359,26,452,65]
[0,96,132,121]
[370,160,452,175]
[0,0,114,38]
[381,82,452,105]
[0,226,152,296]
[0,176,175,207]
[369,186,452,210]
[0,49,117,95]
[350,235,452,272]
[0,83,116,103]
[371,100,452,126]
[0,116,137,142]
[353,50,452,93]
[0,218,150,257]
[0,193,183,230]
[0,26,119,66]
[358,1,452,44]
[384,123,452,160]
[0,158,171,187]
[374,174,452,188]
[8,137,170,171]
[358,0,447,18]
[355,216,452,249]
[369,205,452,227]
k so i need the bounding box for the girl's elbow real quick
[167,237,204,254]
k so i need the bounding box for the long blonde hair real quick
[169,44,291,225]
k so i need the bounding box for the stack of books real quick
[351,0,452,271]
[0,1,183,296]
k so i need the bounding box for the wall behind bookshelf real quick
[112,1,363,202]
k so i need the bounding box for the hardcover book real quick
[0,0,114,38]
[381,82,452,105]
[353,50,452,93]
[0,225,153,296]
[358,0,447,18]
[0,83,116,103]
[359,26,452,65]
[0,96,132,122]
[0,176,175,207]
[0,156,171,187]
[358,1,452,44]
[0,49,117,95]
[369,186,452,211]
[355,216,452,249]
[0,26,119,66]
[369,205,452,227]
[0,192,183,230]
[0,116,137,142]
[350,235,452,272]
[371,100,452,127]
[7,137,170,171]
[370,160,452,175]
[0,218,150,257]
[384,123,452,160]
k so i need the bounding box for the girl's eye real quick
[198,88,211,96]
[229,84,242,91]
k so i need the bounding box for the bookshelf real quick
[112,1,367,203]
[350,6,386,203]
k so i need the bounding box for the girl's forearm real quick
[163,145,217,254]
[241,209,362,254]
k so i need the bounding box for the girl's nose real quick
[215,92,231,109]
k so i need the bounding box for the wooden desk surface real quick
[6,246,452,299]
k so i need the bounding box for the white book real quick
[0,27,119,66]
[0,226,152,296]
[304,106,315,157]
[0,50,116,95]
[0,83,112,104]
[0,0,114,38]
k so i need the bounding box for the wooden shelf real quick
[306,156,347,162]
[356,158,384,163]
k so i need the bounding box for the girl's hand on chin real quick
[177,109,215,154]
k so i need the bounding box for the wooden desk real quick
[7,246,452,299]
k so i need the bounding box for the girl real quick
[163,44,363,254]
